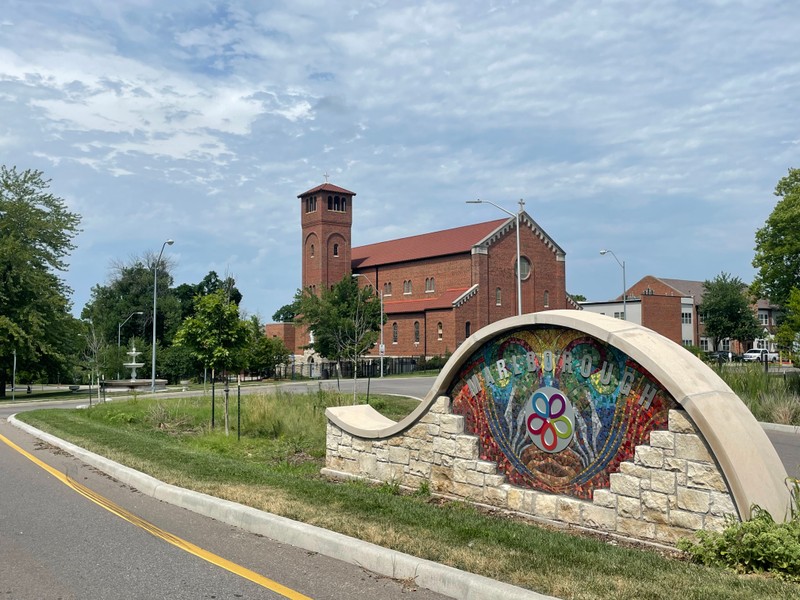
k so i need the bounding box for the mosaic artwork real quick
[448,326,677,499]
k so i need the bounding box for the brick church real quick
[267,182,573,361]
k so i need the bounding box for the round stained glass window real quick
[515,256,532,280]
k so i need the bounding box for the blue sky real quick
[1,1,797,321]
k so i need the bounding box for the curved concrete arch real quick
[327,310,791,521]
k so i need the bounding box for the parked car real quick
[742,348,779,362]
[705,351,742,363]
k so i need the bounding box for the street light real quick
[600,249,626,321]
[466,199,524,316]
[352,273,385,378]
[117,311,144,379]
[152,239,174,392]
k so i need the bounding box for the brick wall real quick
[641,295,683,344]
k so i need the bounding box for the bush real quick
[678,480,800,580]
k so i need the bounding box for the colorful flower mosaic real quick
[448,326,677,499]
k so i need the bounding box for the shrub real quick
[678,480,800,580]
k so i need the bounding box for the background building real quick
[580,275,780,353]
[267,182,573,362]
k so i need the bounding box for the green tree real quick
[752,168,800,307]
[702,273,761,350]
[174,289,248,432]
[294,275,382,402]
[271,302,298,323]
[242,316,289,378]
[775,287,800,352]
[0,166,81,397]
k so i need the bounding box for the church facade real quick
[268,182,573,359]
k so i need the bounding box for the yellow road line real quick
[0,432,312,600]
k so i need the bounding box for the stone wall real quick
[322,396,737,546]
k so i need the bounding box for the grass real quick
[17,390,799,599]
[713,365,800,425]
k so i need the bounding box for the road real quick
[0,380,455,600]
[0,375,797,599]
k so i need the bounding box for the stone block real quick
[674,434,712,462]
[583,505,616,531]
[668,410,696,434]
[476,461,497,474]
[620,462,651,479]
[556,497,584,524]
[440,414,465,435]
[670,509,703,530]
[617,495,642,519]
[377,462,405,482]
[616,517,655,540]
[430,396,451,413]
[433,437,457,456]
[455,435,479,459]
[709,492,737,517]
[703,514,730,533]
[592,489,617,509]
[635,446,664,469]
[655,524,694,545]
[485,484,508,506]
[650,471,676,495]
[427,424,441,436]
[663,457,687,473]
[431,466,453,493]
[485,474,506,488]
[358,453,378,476]
[507,486,525,511]
[534,493,557,519]
[649,430,674,450]
[351,438,371,452]
[388,446,410,465]
[408,459,432,478]
[452,482,481,500]
[405,424,429,440]
[686,462,726,492]
[641,491,669,523]
[610,473,641,498]
[466,470,485,487]
[440,454,455,468]
[453,459,475,483]
[677,487,711,513]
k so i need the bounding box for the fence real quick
[273,356,424,380]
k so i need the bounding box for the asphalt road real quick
[0,416,450,600]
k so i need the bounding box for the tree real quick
[294,275,382,402]
[242,316,289,378]
[272,302,298,323]
[775,287,800,352]
[174,289,248,433]
[752,168,800,307]
[701,273,761,350]
[0,166,81,397]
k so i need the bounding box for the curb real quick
[760,421,800,435]
[9,415,556,600]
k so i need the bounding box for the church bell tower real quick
[298,182,355,294]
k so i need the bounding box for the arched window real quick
[404,280,412,295]
[495,287,502,306]
[465,321,471,338]
[437,322,443,340]
[341,198,347,211]
[544,290,550,308]
[384,282,392,296]
[414,321,420,343]
[425,277,435,292]
[334,196,340,211]
[327,195,333,210]
[333,243,339,257]
[392,322,398,343]
[310,244,315,258]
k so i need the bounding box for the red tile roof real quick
[298,182,356,197]
[352,218,508,268]
[383,287,473,314]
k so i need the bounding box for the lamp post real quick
[151,239,174,392]
[600,249,626,321]
[466,199,524,316]
[117,311,143,379]
[352,273,384,378]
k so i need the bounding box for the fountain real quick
[102,344,167,393]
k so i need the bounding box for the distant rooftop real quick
[298,182,356,197]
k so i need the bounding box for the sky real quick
[1,1,798,322]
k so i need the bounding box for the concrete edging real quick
[8,414,557,600]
